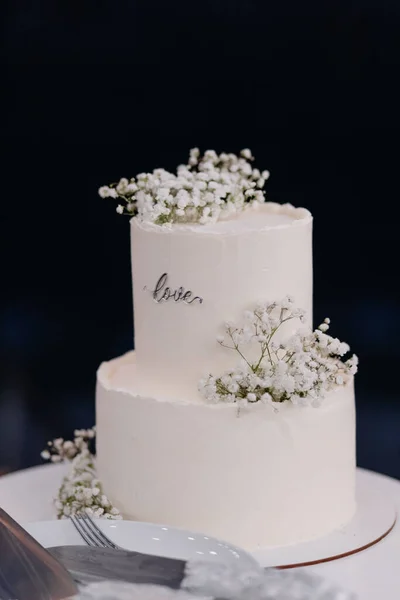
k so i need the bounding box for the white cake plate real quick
[253,468,397,568]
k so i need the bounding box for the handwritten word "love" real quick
[145,273,203,305]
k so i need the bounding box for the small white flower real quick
[252,190,265,203]
[338,342,350,356]
[177,198,188,209]
[156,188,170,200]
[240,148,253,159]
[116,178,129,194]
[261,311,271,325]
[116,204,124,214]
[188,147,200,166]
[126,182,138,193]
[98,186,111,198]
[261,392,272,404]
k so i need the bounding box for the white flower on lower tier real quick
[199,297,358,407]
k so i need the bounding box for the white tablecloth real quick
[0,464,399,599]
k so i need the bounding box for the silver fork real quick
[70,513,121,550]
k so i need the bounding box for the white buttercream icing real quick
[95,199,357,550]
[96,353,356,550]
[134,202,311,235]
[131,202,313,402]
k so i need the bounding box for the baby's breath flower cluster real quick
[98,148,270,225]
[41,428,121,520]
[199,298,358,409]
[40,428,96,463]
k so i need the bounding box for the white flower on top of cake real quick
[98,149,270,225]
[198,297,358,408]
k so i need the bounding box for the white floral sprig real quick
[40,428,96,463]
[98,148,270,225]
[41,428,121,520]
[199,297,358,408]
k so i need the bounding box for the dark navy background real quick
[1,1,399,476]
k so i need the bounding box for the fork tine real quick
[79,516,109,548]
[79,513,120,550]
[70,514,107,548]
[70,515,98,547]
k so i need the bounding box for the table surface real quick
[0,464,399,599]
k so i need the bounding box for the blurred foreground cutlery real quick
[0,507,78,600]
[49,545,186,589]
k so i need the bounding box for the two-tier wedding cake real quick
[96,149,358,550]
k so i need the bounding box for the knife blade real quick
[0,508,78,600]
[49,545,186,590]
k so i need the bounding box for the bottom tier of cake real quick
[96,351,356,550]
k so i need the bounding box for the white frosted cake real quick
[96,150,357,550]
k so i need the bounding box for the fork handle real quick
[49,545,187,589]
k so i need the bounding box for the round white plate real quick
[253,468,397,568]
[25,519,259,570]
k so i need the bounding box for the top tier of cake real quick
[131,202,313,402]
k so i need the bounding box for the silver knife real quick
[49,545,186,589]
[0,507,78,600]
